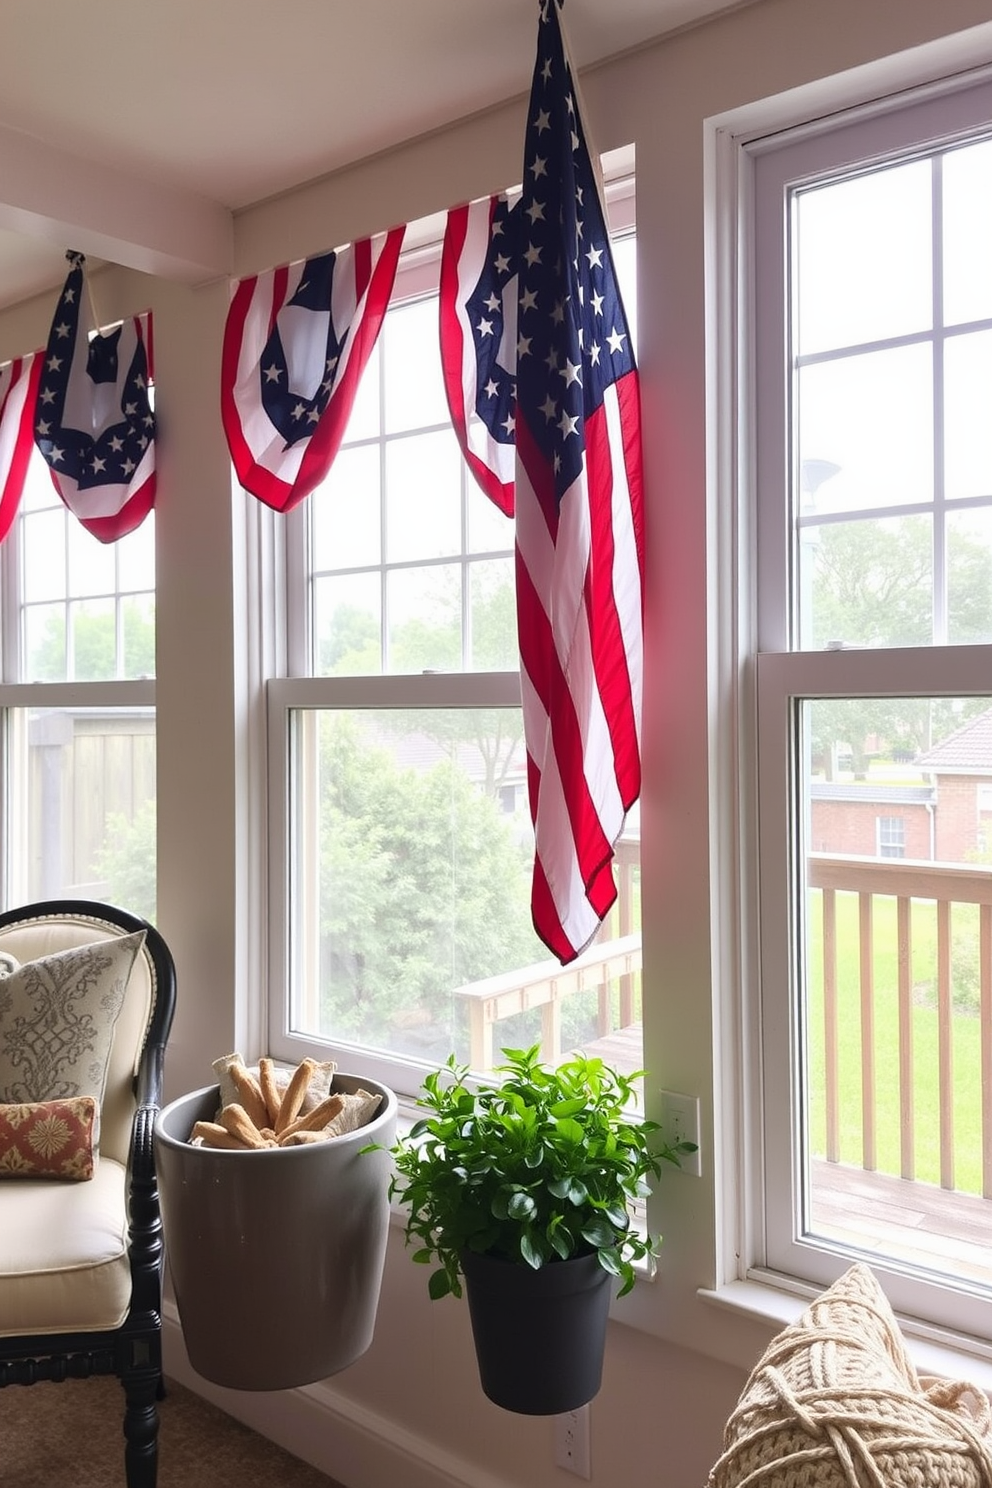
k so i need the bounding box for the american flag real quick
[513,0,645,961]
[34,256,156,543]
[221,228,405,514]
[439,192,521,517]
[0,351,42,544]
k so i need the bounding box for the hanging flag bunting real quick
[0,351,43,544]
[221,226,405,514]
[513,0,645,962]
[439,192,521,517]
[34,253,156,544]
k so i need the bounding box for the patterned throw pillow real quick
[0,932,146,1146]
[0,1096,97,1179]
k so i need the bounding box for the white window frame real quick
[718,64,992,1344]
[264,170,637,1100]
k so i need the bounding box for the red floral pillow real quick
[0,1096,96,1180]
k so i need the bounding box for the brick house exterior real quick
[810,785,934,858]
[811,708,992,862]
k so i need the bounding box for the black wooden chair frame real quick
[0,899,177,1488]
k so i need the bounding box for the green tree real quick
[392,567,523,797]
[319,603,379,675]
[32,603,155,681]
[811,519,932,651]
[318,714,542,1057]
[810,520,992,770]
[92,798,157,922]
[326,566,525,800]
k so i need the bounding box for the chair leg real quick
[122,1370,160,1488]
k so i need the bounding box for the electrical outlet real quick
[659,1090,702,1176]
[554,1405,591,1478]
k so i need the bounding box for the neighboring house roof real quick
[811,784,934,805]
[917,707,992,774]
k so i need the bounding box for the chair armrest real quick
[128,1041,165,1183]
[123,1042,168,1341]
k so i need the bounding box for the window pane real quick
[22,510,66,602]
[943,139,992,326]
[122,595,157,679]
[21,463,58,514]
[799,695,992,1287]
[287,708,641,1075]
[68,519,115,597]
[944,330,992,501]
[343,340,381,442]
[467,481,513,555]
[800,513,933,650]
[382,297,449,433]
[118,511,156,593]
[24,604,65,681]
[611,234,637,357]
[947,509,992,645]
[68,599,116,680]
[387,564,462,672]
[795,161,932,356]
[468,559,517,670]
[385,429,462,563]
[312,444,381,572]
[314,573,382,677]
[5,706,156,914]
[797,345,933,517]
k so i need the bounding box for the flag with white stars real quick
[221,227,405,513]
[513,0,645,962]
[0,350,42,544]
[439,192,521,516]
[34,256,156,543]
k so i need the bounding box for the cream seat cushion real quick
[708,1262,992,1488]
[0,1158,130,1335]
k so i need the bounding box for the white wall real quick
[6,1,992,1483]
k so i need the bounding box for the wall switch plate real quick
[659,1090,702,1176]
[554,1405,591,1478]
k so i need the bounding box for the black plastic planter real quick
[460,1249,612,1415]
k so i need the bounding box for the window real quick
[876,817,905,859]
[267,181,641,1099]
[0,448,156,913]
[746,74,992,1337]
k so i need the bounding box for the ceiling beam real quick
[0,121,232,284]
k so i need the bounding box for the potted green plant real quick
[383,1043,693,1415]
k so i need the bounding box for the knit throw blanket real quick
[707,1263,992,1487]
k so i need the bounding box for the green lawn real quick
[806,891,987,1193]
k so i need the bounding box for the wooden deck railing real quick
[453,931,642,1072]
[809,853,992,1196]
[452,833,642,1072]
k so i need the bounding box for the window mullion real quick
[931,152,948,645]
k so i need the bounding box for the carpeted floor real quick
[0,1372,347,1488]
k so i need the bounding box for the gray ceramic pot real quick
[154,1073,396,1390]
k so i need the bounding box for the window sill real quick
[699,1275,992,1395]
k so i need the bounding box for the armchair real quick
[0,899,177,1488]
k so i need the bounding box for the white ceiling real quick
[0,0,743,311]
